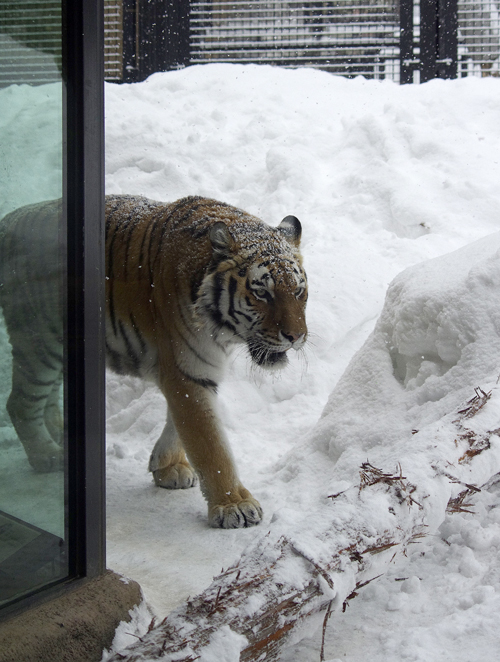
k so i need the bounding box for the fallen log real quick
[109,236,500,660]
[108,386,500,662]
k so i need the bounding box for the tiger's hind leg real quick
[7,357,64,473]
[148,410,197,489]
[44,372,63,446]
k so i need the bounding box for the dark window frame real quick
[0,0,105,621]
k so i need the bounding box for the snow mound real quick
[280,234,500,661]
[386,233,500,393]
[313,232,500,472]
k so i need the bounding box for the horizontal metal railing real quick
[0,0,123,86]
[104,0,123,80]
[1,0,498,86]
[0,0,62,86]
[458,0,500,76]
[190,0,400,79]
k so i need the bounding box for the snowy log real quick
[108,416,499,662]
[108,486,428,662]
[108,233,500,661]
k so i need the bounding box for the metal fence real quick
[0,0,62,86]
[0,0,499,86]
[188,0,500,83]
[104,0,123,80]
[190,1,401,80]
[458,0,500,76]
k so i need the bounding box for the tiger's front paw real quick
[27,445,64,473]
[209,497,263,529]
[153,462,198,489]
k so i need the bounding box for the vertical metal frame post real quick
[401,0,457,83]
[437,0,458,78]
[122,0,191,82]
[64,0,106,580]
[400,0,415,83]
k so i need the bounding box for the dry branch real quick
[446,487,477,514]
[109,528,420,662]
[108,388,500,662]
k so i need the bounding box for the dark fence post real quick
[138,0,168,79]
[165,0,191,69]
[400,0,415,83]
[438,0,458,79]
[420,0,458,82]
[420,0,438,82]
[122,0,139,82]
[122,0,191,83]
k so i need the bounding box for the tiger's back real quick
[105,194,235,384]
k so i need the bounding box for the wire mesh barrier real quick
[104,0,123,81]
[458,0,500,76]
[190,0,500,82]
[190,1,401,80]
[0,0,62,86]
[0,0,499,86]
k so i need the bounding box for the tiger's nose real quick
[281,331,305,345]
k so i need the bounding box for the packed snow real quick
[1,63,500,661]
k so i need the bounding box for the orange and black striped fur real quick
[106,194,308,528]
[0,199,64,473]
[0,196,307,528]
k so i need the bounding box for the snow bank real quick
[314,231,500,471]
[267,230,500,588]
[284,234,500,660]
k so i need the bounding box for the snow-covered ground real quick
[107,231,500,662]
[1,64,500,660]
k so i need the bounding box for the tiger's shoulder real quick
[106,192,302,250]
[104,193,303,282]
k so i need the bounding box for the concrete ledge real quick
[0,570,142,662]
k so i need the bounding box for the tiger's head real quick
[195,213,308,370]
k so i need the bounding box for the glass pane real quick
[0,0,67,606]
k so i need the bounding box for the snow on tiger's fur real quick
[106,194,308,528]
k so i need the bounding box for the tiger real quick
[0,199,64,473]
[0,195,308,529]
[105,194,308,528]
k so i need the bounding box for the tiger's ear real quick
[210,221,235,256]
[277,215,301,246]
